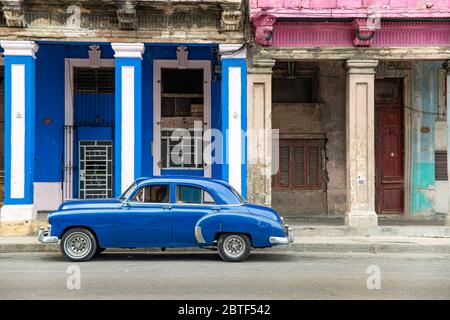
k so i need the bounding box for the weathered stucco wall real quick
[411,61,444,216]
[271,61,347,216]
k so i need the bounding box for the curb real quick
[1,242,450,255]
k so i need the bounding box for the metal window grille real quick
[435,151,448,181]
[161,129,203,169]
[74,68,115,94]
[79,140,113,199]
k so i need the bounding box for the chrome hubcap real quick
[65,232,91,259]
[224,235,245,257]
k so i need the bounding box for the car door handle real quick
[162,205,172,210]
[211,208,220,213]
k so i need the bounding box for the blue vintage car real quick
[38,176,294,262]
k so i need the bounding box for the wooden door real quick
[375,80,404,214]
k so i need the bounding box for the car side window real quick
[131,185,170,204]
[176,185,216,205]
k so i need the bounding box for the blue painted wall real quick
[140,44,221,179]
[411,61,441,215]
[34,42,222,197]
[34,43,115,184]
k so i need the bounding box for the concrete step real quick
[290,225,450,238]
[1,236,450,255]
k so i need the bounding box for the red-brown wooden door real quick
[375,101,404,214]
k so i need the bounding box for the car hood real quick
[245,203,283,223]
[57,199,123,211]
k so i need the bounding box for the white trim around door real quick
[153,59,212,177]
[63,56,114,200]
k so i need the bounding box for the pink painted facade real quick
[250,0,450,46]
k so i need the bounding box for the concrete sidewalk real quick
[2,235,450,255]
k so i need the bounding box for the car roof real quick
[133,176,241,205]
[135,176,233,188]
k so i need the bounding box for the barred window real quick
[435,151,448,181]
[273,139,323,190]
[74,68,114,94]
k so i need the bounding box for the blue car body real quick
[46,176,292,249]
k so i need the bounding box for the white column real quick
[111,43,144,195]
[344,60,379,228]
[0,40,38,221]
[219,44,247,197]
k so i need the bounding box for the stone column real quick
[247,58,275,206]
[0,40,38,221]
[111,43,144,196]
[444,61,450,226]
[344,60,379,228]
[219,44,247,198]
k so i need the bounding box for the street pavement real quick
[1,251,449,299]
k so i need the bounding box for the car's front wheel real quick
[61,228,97,262]
[217,233,251,262]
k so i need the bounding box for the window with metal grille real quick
[273,139,323,190]
[435,151,448,181]
[74,68,114,94]
[161,129,203,169]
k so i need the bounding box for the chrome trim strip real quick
[37,227,59,244]
[194,226,206,244]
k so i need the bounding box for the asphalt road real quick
[0,251,449,299]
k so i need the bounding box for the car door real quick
[119,184,172,247]
[171,184,217,246]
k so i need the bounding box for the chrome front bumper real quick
[269,225,295,245]
[38,227,59,244]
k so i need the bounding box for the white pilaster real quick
[0,40,38,221]
[345,60,379,228]
[111,43,144,195]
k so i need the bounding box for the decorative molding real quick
[176,46,188,69]
[221,9,242,32]
[270,21,450,48]
[88,45,101,68]
[0,40,38,58]
[248,58,276,74]
[115,0,137,30]
[219,43,246,59]
[111,43,144,59]
[353,18,376,47]
[345,60,379,75]
[1,0,26,28]
[252,11,276,46]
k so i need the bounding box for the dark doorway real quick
[375,78,404,214]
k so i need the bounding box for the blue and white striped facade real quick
[0,40,248,221]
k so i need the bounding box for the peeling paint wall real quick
[411,61,442,216]
[271,61,347,216]
[271,60,447,218]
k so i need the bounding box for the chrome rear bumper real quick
[38,227,59,244]
[269,225,295,245]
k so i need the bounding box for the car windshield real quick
[231,186,246,204]
[119,182,136,201]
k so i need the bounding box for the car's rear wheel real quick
[217,233,251,262]
[61,228,97,262]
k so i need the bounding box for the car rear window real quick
[176,185,216,204]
